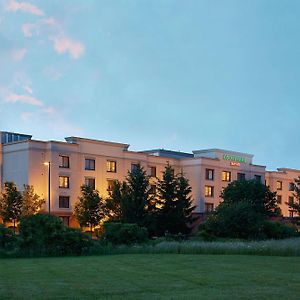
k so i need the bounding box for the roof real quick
[141,149,194,159]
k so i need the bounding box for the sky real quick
[0,0,300,170]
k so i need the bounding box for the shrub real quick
[263,221,298,239]
[103,222,148,245]
[19,214,91,256]
[203,201,265,239]
[0,224,17,250]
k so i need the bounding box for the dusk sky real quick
[1,0,300,170]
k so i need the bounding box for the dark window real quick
[277,195,282,204]
[59,155,70,168]
[289,182,295,191]
[254,175,262,182]
[85,177,95,190]
[276,181,282,190]
[222,171,231,182]
[205,169,214,180]
[289,210,294,218]
[149,166,156,177]
[59,196,70,208]
[149,185,156,195]
[107,161,117,173]
[59,176,69,188]
[85,159,95,170]
[205,203,214,212]
[131,163,139,172]
[288,196,294,205]
[59,216,70,227]
[205,186,214,197]
[237,173,246,181]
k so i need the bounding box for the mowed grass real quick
[0,255,300,300]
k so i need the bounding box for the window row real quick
[276,181,295,191]
[205,169,261,182]
[59,155,156,176]
[276,195,295,205]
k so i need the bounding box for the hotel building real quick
[0,131,299,226]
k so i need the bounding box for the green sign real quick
[223,154,246,163]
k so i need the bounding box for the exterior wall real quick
[266,169,300,217]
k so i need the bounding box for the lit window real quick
[205,203,214,212]
[205,186,214,197]
[237,173,246,181]
[59,155,70,168]
[289,183,295,191]
[107,161,117,173]
[222,171,231,182]
[59,176,69,188]
[149,166,156,177]
[277,195,282,204]
[205,169,214,180]
[85,177,95,190]
[85,159,95,170]
[59,196,70,208]
[276,181,282,190]
[107,179,115,192]
[149,185,156,195]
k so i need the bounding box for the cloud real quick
[22,23,35,37]
[51,36,85,59]
[6,0,44,16]
[24,85,33,94]
[6,92,43,106]
[12,48,27,61]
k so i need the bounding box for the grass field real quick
[0,254,299,299]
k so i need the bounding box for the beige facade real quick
[0,131,299,225]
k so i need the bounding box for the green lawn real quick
[0,254,299,299]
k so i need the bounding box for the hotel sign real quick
[223,154,246,164]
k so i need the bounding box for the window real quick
[149,166,156,177]
[205,169,214,180]
[59,196,70,208]
[276,181,282,190]
[277,195,282,204]
[205,186,214,197]
[107,179,115,192]
[85,159,95,170]
[205,203,214,213]
[289,210,294,218]
[289,182,295,191]
[59,216,70,227]
[237,173,246,181]
[288,196,294,205]
[107,160,117,173]
[254,175,262,182]
[131,163,139,172]
[59,155,69,168]
[222,171,231,182]
[149,185,156,195]
[85,177,96,190]
[59,176,69,188]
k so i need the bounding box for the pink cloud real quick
[12,48,27,61]
[6,92,43,106]
[22,23,35,37]
[6,0,44,16]
[52,36,85,59]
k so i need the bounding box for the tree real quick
[287,176,300,216]
[121,164,151,225]
[0,182,22,232]
[221,179,279,216]
[21,185,45,217]
[156,164,178,234]
[174,172,196,234]
[74,185,105,237]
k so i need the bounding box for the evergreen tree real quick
[21,185,45,217]
[122,164,151,225]
[287,176,300,216]
[0,182,22,232]
[156,164,178,235]
[74,185,105,237]
[174,172,196,234]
